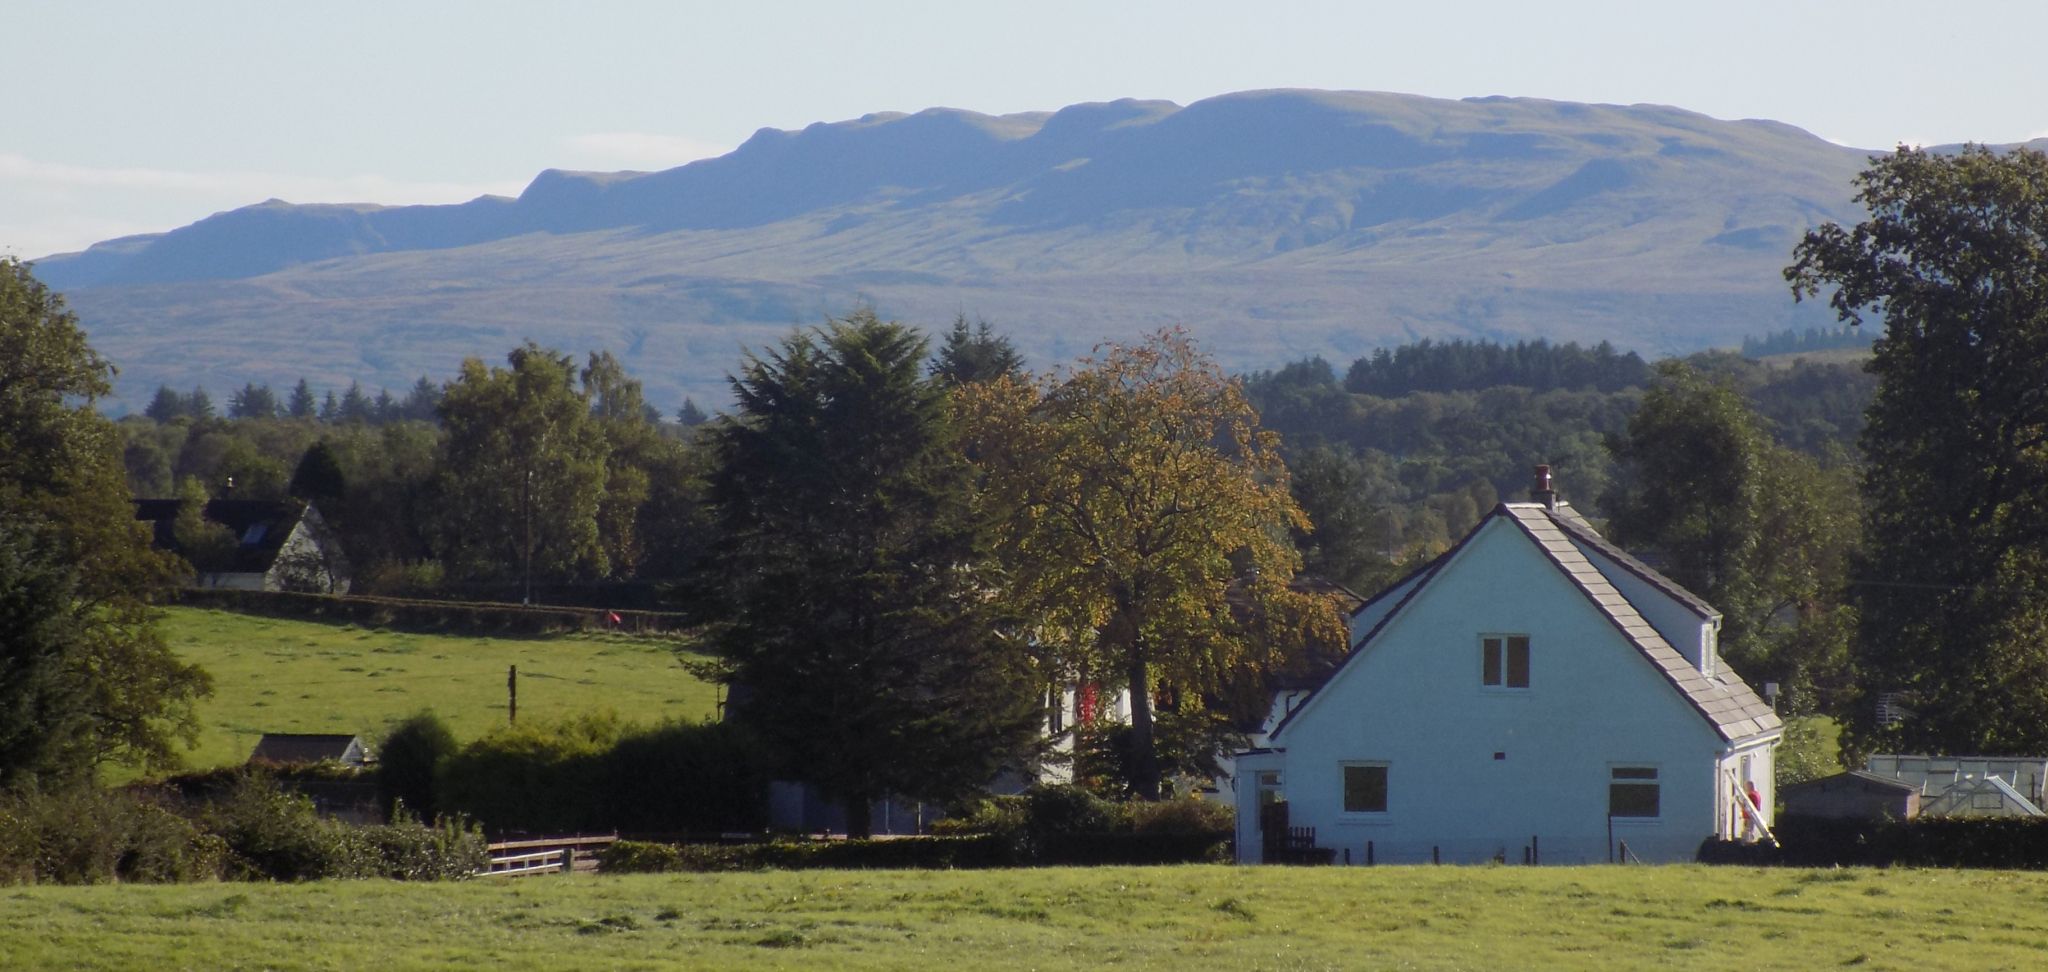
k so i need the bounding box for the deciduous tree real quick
[1788,144,2048,755]
[0,257,209,786]
[435,343,609,600]
[957,329,1343,799]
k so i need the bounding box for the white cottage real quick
[1234,470,1781,864]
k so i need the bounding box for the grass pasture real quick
[4,864,2046,970]
[157,607,718,770]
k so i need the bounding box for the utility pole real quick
[508,665,518,724]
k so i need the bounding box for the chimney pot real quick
[1530,465,1558,509]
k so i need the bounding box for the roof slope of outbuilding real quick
[1270,501,1781,745]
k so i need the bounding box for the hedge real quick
[1700,814,2048,869]
[171,588,688,637]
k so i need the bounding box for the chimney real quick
[1530,465,1558,510]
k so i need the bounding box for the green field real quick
[157,607,718,770]
[3,864,2045,970]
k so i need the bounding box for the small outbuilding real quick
[1779,771,1921,822]
[1919,775,2046,819]
[249,733,371,768]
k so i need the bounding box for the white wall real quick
[1574,543,1715,673]
[1264,518,1730,864]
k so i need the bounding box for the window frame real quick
[1608,765,1661,820]
[1481,634,1531,690]
[1339,761,1390,817]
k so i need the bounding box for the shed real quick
[1779,771,1921,821]
[249,733,370,767]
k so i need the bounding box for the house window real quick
[1482,635,1530,688]
[1342,763,1388,814]
[1609,766,1660,818]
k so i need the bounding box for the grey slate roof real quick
[1500,503,1780,743]
[249,733,367,766]
[1546,504,1719,621]
[1781,770,1922,794]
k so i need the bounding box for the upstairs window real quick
[1482,635,1530,688]
[1609,766,1660,818]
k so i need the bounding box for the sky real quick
[7,0,2046,260]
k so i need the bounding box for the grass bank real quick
[157,607,717,770]
[3,865,2044,970]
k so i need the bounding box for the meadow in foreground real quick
[3,864,2044,971]
[156,607,717,770]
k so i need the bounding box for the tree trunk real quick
[1127,651,1160,800]
[845,794,874,840]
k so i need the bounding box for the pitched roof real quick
[249,733,367,765]
[1781,770,1922,795]
[1500,503,1779,743]
[1546,505,1719,621]
[1271,501,1781,745]
[134,499,307,573]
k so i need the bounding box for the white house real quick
[1234,469,1781,864]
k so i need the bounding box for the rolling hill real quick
[37,88,1893,411]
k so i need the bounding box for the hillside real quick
[38,89,1882,410]
[156,608,716,771]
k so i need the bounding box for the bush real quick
[379,711,458,821]
[437,712,625,834]
[348,818,489,880]
[1128,795,1234,836]
[438,715,767,836]
[202,775,365,881]
[598,839,684,873]
[0,786,225,884]
[600,835,1020,873]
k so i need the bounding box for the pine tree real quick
[699,312,1041,835]
[287,379,318,419]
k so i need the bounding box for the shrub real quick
[1128,795,1234,836]
[202,775,364,881]
[602,720,768,834]
[379,711,458,821]
[348,818,489,880]
[437,712,625,833]
[599,839,684,874]
[0,786,225,885]
[1024,784,1124,840]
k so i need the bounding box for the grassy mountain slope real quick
[41,89,1877,411]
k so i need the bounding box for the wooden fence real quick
[481,834,618,877]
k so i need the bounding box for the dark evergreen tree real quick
[319,390,340,423]
[676,397,709,427]
[400,376,441,422]
[287,379,318,419]
[338,382,373,424]
[228,383,280,419]
[143,385,187,422]
[187,386,214,421]
[288,440,347,504]
[930,313,1025,386]
[1789,144,2048,756]
[698,312,1040,836]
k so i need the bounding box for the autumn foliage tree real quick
[958,329,1343,799]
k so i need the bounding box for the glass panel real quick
[1482,638,1502,686]
[1609,782,1660,817]
[1343,765,1387,813]
[1506,636,1530,688]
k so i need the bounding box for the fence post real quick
[1532,835,1540,865]
[1366,840,1375,866]
[1432,845,1440,865]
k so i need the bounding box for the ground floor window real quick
[1342,763,1388,814]
[1609,766,1659,818]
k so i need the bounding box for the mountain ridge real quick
[36,88,1927,410]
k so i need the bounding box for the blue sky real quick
[8,0,2045,260]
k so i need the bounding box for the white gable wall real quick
[1265,517,1728,864]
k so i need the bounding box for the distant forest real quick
[114,333,1874,604]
